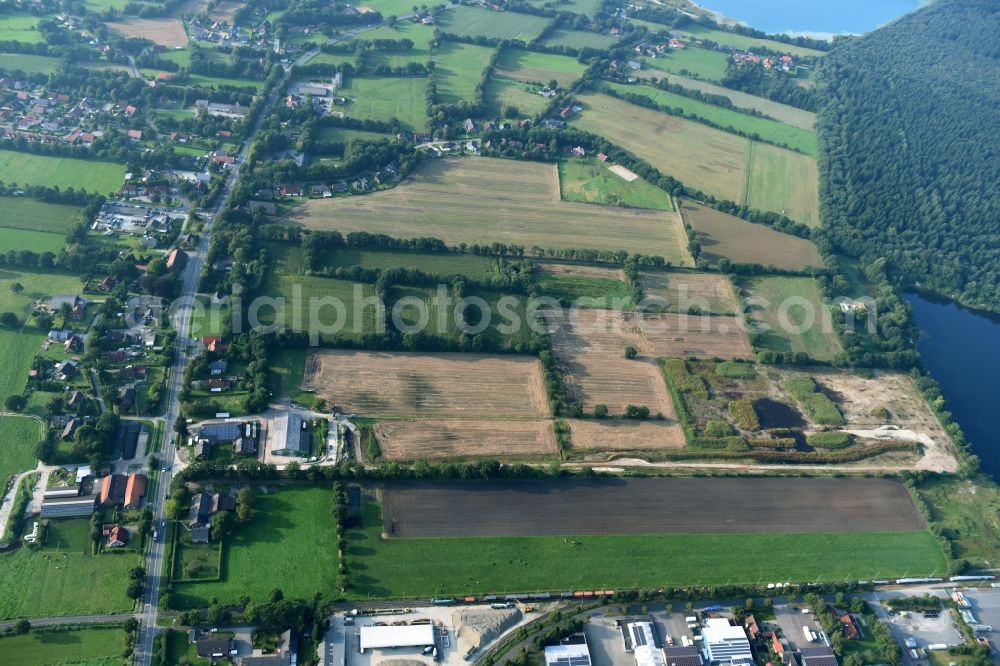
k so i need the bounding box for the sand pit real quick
[609,164,639,181]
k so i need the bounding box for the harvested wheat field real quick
[110,18,188,47]
[285,158,690,263]
[568,419,685,451]
[374,419,558,460]
[640,312,752,358]
[639,271,738,315]
[546,309,676,416]
[302,350,549,418]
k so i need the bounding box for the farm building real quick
[189,493,213,527]
[359,624,435,652]
[40,494,97,517]
[701,618,752,666]
[98,474,127,507]
[545,635,592,666]
[124,474,147,509]
[196,419,259,455]
[270,412,308,456]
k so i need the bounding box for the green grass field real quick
[680,25,825,58]
[641,72,815,130]
[0,329,41,405]
[329,248,495,279]
[351,21,433,70]
[340,76,428,130]
[0,52,61,75]
[0,15,43,43]
[273,242,498,280]
[0,416,39,488]
[346,502,947,598]
[525,0,602,17]
[0,150,125,194]
[0,519,140,619]
[916,475,1000,570]
[495,48,587,87]
[0,227,67,253]
[185,73,264,91]
[432,41,495,105]
[678,200,823,271]
[558,158,673,210]
[355,0,420,15]
[437,5,552,42]
[309,51,355,68]
[384,285,539,348]
[0,267,84,403]
[573,92,748,203]
[0,196,83,234]
[0,267,86,318]
[744,141,820,227]
[739,275,843,361]
[0,627,126,666]
[315,126,392,145]
[605,82,817,155]
[537,273,632,305]
[174,485,340,607]
[260,274,378,341]
[648,45,729,82]
[538,28,619,51]
[573,93,818,222]
[486,77,551,117]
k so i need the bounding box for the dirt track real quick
[379,477,926,538]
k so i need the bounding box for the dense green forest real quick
[817,0,1000,312]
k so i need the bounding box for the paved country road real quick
[130,23,381,666]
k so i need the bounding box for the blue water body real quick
[695,0,920,36]
[906,293,1000,479]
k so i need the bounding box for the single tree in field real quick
[10,282,23,294]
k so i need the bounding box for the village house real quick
[165,248,188,272]
[103,524,128,548]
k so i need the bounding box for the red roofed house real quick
[768,631,784,655]
[597,152,608,162]
[98,474,127,507]
[208,378,229,393]
[126,129,142,140]
[124,473,147,509]
[125,105,137,116]
[165,248,188,272]
[104,524,128,548]
[202,336,225,353]
[839,612,860,640]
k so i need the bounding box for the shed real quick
[359,624,435,651]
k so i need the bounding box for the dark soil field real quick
[379,477,924,538]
